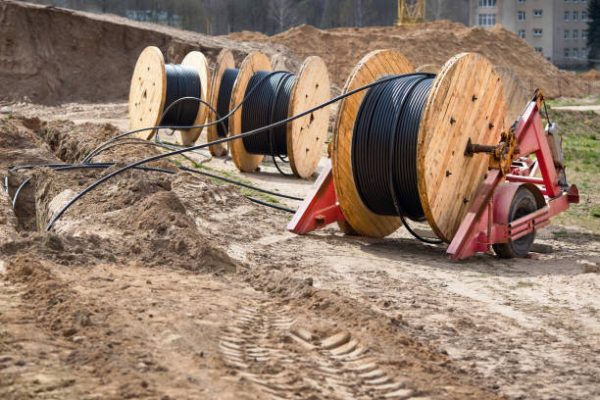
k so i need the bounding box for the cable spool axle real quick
[332,50,508,242]
[129,46,209,145]
[228,52,331,179]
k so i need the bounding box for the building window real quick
[518,0,526,3]
[583,30,588,41]
[478,0,497,7]
[564,29,570,39]
[564,11,570,21]
[582,11,588,21]
[573,29,579,39]
[478,13,497,26]
[573,11,579,20]
[533,28,543,37]
[573,48,579,58]
[580,49,587,58]
[564,48,570,58]
[533,9,543,17]
[518,29,526,38]
[535,47,543,53]
[518,11,526,21]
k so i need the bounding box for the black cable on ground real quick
[8,163,176,208]
[179,166,303,201]
[45,74,426,231]
[352,73,442,245]
[245,196,296,214]
[80,137,303,201]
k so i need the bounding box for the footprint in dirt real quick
[219,304,418,400]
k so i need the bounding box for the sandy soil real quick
[0,107,598,400]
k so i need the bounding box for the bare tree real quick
[428,0,447,20]
[268,0,297,32]
[355,0,364,27]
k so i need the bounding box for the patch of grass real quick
[548,108,600,233]
[186,161,283,206]
[515,281,535,289]
[547,95,600,107]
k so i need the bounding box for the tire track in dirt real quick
[219,301,420,400]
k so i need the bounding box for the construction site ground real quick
[0,101,599,400]
[1,2,600,400]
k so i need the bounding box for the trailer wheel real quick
[493,186,538,259]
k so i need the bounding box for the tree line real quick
[23,0,405,35]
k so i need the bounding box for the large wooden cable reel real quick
[128,46,209,145]
[228,51,331,179]
[332,50,508,242]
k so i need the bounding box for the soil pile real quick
[227,22,587,98]
[0,1,299,104]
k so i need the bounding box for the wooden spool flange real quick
[207,49,236,157]
[128,46,209,145]
[229,52,331,178]
[287,56,331,179]
[332,49,415,237]
[417,52,508,242]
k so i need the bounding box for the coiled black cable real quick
[216,68,239,137]
[242,71,296,157]
[353,73,434,221]
[161,65,202,127]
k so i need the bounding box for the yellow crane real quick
[397,0,426,25]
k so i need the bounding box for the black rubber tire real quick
[493,187,538,259]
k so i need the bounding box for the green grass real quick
[547,95,600,107]
[186,161,283,205]
[548,108,600,233]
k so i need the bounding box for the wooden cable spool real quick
[128,46,209,145]
[228,51,331,179]
[332,50,508,242]
[207,49,236,157]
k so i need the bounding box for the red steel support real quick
[287,161,345,234]
[447,99,579,260]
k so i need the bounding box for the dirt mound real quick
[581,69,600,81]
[0,1,299,105]
[227,21,587,98]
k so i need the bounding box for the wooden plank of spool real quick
[179,51,209,145]
[417,52,508,243]
[287,56,331,179]
[332,49,415,237]
[229,52,272,173]
[495,66,531,126]
[128,46,166,140]
[207,49,235,157]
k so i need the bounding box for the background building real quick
[469,0,590,68]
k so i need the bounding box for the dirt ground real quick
[0,105,599,400]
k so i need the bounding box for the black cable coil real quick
[216,68,239,137]
[161,64,202,127]
[242,71,296,156]
[352,73,435,222]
